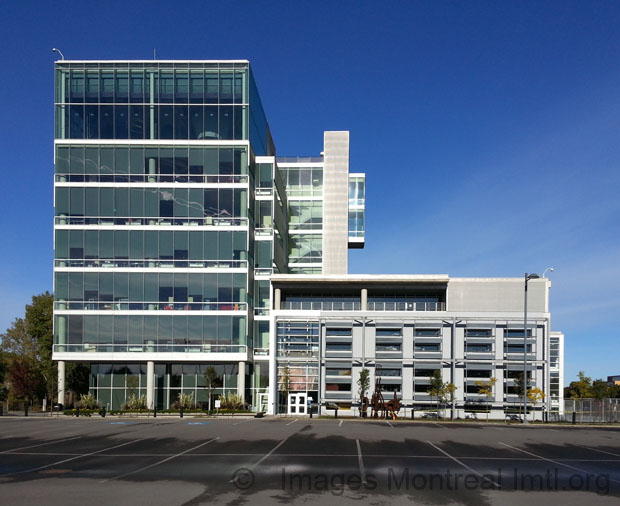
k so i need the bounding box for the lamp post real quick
[523,273,540,424]
[541,267,554,420]
[52,48,65,60]
[542,267,554,278]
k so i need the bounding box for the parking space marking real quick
[579,446,620,458]
[251,423,305,470]
[0,436,83,454]
[427,441,502,489]
[356,439,367,484]
[433,422,448,429]
[385,421,394,428]
[339,420,343,427]
[0,438,143,477]
[233,419,252,426]
[499,442,620,485]
[106,436,219,481]
[286,419,298,426]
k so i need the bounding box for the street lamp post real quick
[523,272,540,424]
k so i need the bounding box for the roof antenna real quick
[52,48,65,60]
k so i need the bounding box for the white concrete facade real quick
[270,275,563,420]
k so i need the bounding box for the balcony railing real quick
[55,174,249,184]
[55,259,248,269]
[53,343,247,353]
[54,301,247,312]
[281,301,361,311]
[367,301,445,311]
[55,216,248,227]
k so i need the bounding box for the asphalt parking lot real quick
[0,417,619,506]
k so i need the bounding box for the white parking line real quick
[433,422,448,429]
[427,441,501,488]
[106,437,219,481]
[286,419,298,426]
[233,419,252,426]
[0,436,83,454]
[0,438,143,477]
[385,421,394,428]
[499,442,620,485]
[356,439,367,484]
[579,446,620,458]
[339,420,343,427]
[253,439,288,468]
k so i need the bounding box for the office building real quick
[271,275,562,419]
[53,59,561,419]
[52,60,364,411]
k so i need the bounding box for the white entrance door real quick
[288,393,307,415]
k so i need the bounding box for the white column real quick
[274,288,281,310]
[57,361,66,407]
[146,361,155,409]
[361,288,368,311]
[238,361,246,401]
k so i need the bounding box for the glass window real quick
[114,106,128,139]
[100,106,114,138]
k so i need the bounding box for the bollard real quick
[572,411,576,425]
[0,405,3,416]
[153,405,157,418]
[335,407,338,419]
[25,405,28,417]
[411,408,415,420]
[76,406,80,417]
[180,406,184,418]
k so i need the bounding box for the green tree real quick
[566,371,594,399]
[66,363,90,397]
[25,292,55,402]
[0,351,8,405]
[357,368,370,417]
[429,371,445,415]
[0,293,56,407]
[279,366,291,413]
[591,379,611,400]
[203,366,221,412]
[7,355,45,406]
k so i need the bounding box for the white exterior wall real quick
[322,132,350,275]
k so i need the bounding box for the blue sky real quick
[1,1,619,384]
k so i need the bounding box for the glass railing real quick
[255,228,273,236]
[253,348,269,356]
[281,301,361,311]
[54,301,247,311]
[54,259,247,269]
[53,343,247,353]
[289,223,323,230]
[367,301,445,311]
[276,156,323,163]
[254,268,273,276]
[55,216,248,226]
[55,174,249,184]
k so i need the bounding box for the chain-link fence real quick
[550,398,620,423]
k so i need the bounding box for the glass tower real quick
[53,60,364,411]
